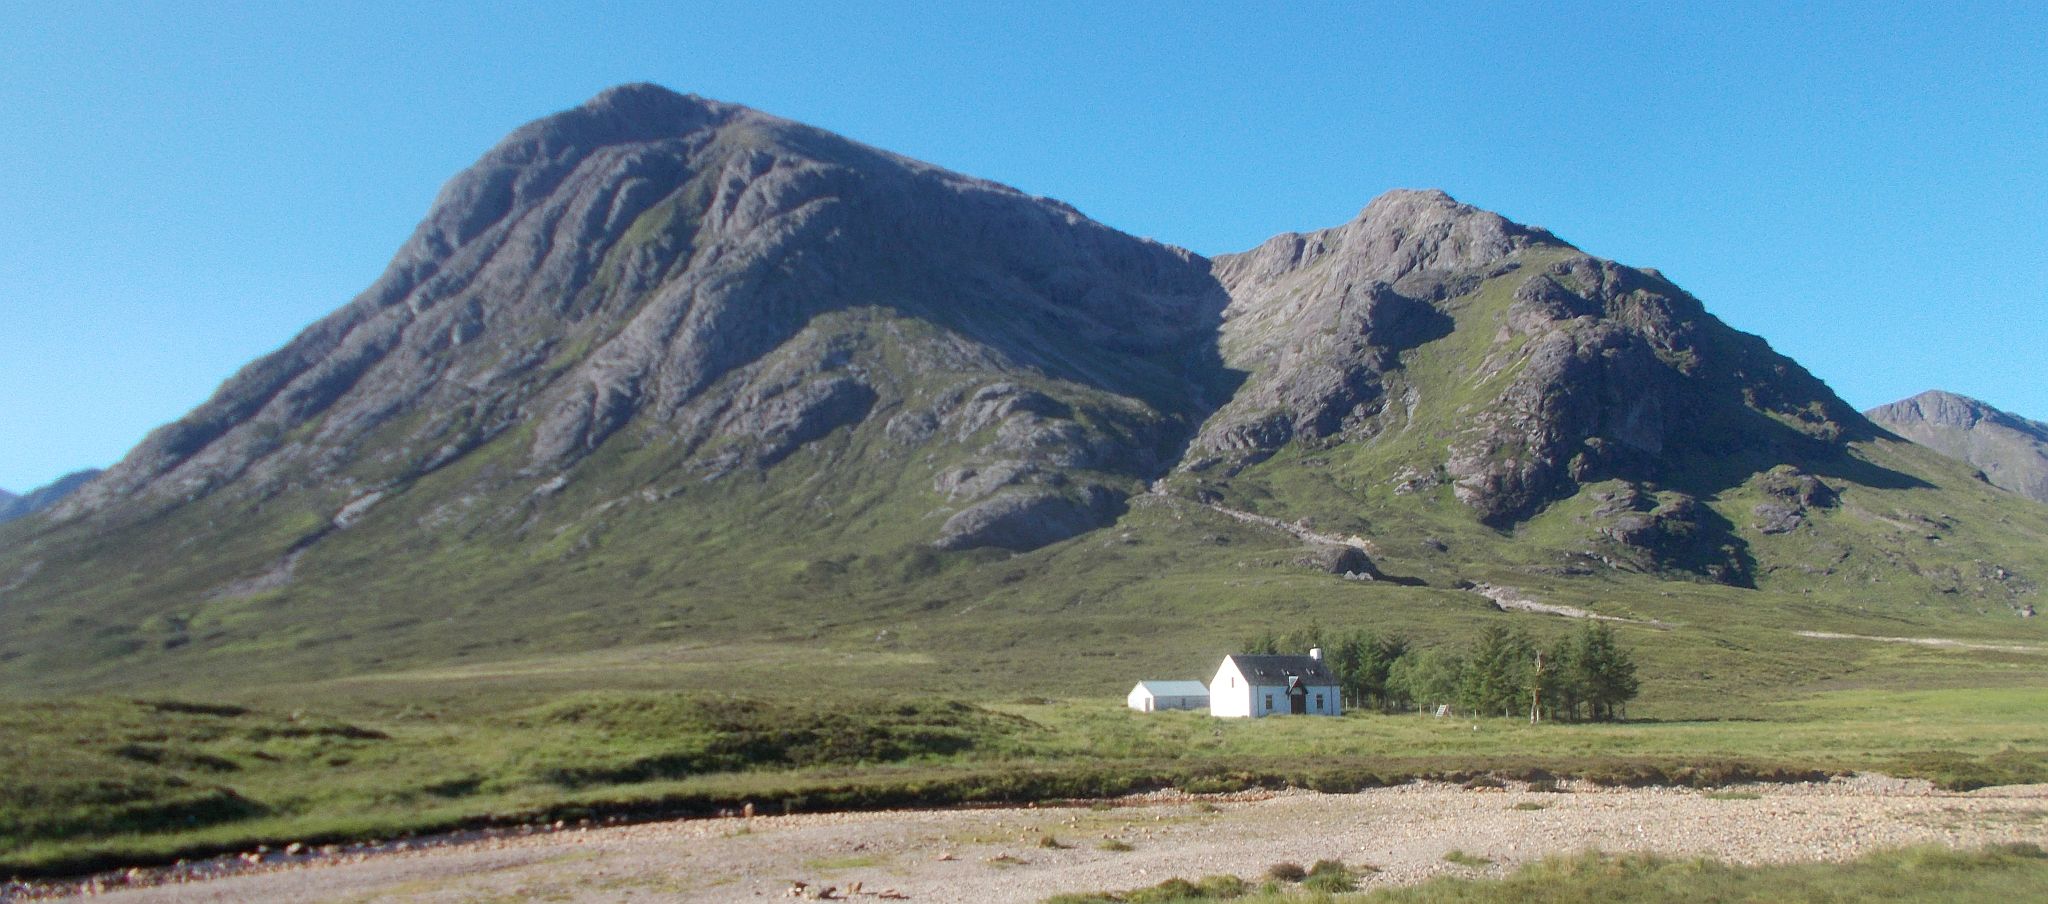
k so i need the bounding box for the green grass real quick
[1042,844,2048,903]
[5,685,2046,878]
[1362,845,2048,903]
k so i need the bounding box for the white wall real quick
[1209,659,1253,717]
[1207,658,1343,717]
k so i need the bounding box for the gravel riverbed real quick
[35,775,2048,903]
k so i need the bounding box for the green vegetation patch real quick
[1043,845,2048,903]
[1360,844,2048,904]
[509,694,1020,787]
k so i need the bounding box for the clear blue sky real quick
[3,2,2043,492]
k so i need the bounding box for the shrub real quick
[1266,861,1307,882]
[1988,841,2047,859]
[1195,874,1248,897]
[1126,878,1200,903]
[1444,849,1493,867]
[1304,859,1357,892]
[1098,837,1134,852]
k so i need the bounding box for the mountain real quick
[1180,189,1870,583]
[1866,391,2048,504]
[1,84,2042,694]
[51,84,1225,553]
[0,469,101,524]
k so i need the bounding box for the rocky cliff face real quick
[1867,391,2048,503]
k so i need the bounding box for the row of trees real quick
[1241,621,1639,722]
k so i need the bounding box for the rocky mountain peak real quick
[1867,390,2048,503]
[1215,188,1560,293]
[1189,189,1574,473]
[49,85,1228,557]
[1870,390,2035,435]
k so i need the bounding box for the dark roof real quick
[1226,654,1337,687]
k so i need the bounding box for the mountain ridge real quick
[0,469,101,525]
[2,84,2042,694]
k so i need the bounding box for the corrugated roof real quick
[1134,680,1211,696]
[1226,654,1337,686]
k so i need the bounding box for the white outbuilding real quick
[1127,680,1211,712]
[1209,649,1343,718]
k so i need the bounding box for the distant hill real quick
[0,84,2042,696]
[0,469,101,524]
[1866,390,2048,504]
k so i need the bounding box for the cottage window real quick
[1264,694,1273,711]
[1315,693,1324,711]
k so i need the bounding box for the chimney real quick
[1309,647,1323,661]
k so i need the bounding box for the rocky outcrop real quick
[1749,465,1838,534]
[933,486,1124,552]
[1584,483,1751,584]
[1867,390,2048,503]
[1299,543,1377,577]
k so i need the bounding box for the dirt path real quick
[1793,631,2048,655]
[1138,490,1375,553]
[40,776,2048,903]
[1464,582,1667,625]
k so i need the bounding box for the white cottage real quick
[1209,650,1342,718]
[1128,680,1210,712]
